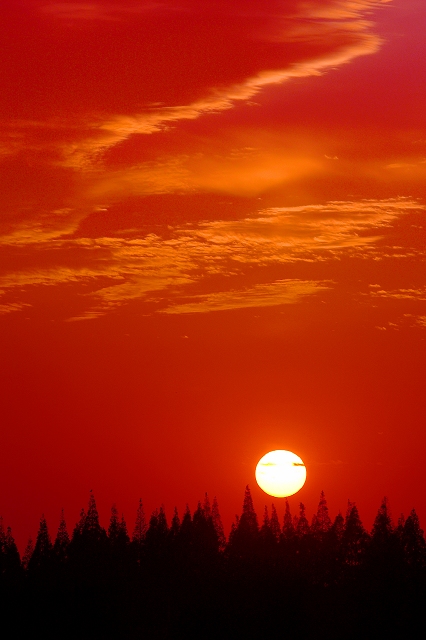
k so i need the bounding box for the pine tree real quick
[371,497,393,545]
[282,499,295,540]
[332,512,344,541]
[259,506,276,554]
[311,491,332,536]
[145,506,169,556]
[203,493,211,519]
[22,538,34,571]
[108,504,121,544]
[192,501,219,558]
[3,527,21,582]
[228,486,258,560]
[73,508,86,539]
[342,501,368,567]
[54,509,70,558]
[401,509,426,567]
[0,516,6,578]
[270,504,281,542]
[211,496,226,552]
[131,499,146,568]
[170,507,180,540]
[132,499,147,544]
[28,515,53,575]
[83,491,105,540]
[119,514,130,546]
[295,503,310,537]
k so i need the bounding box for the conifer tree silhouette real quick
[28,515,53,577]
[371,497,393,544]
[211,496,226,552]
[22,538,34,572]
[282,499,295,540]
[0,519,20,583]
[270,504,281,542]
[332,512,344,541]
[3,527,21,583]
[295,503,310,537]
[311,491,332,536]
[203,493,211,519]
[401,509,426,568]
[170,507,180,541]
[108,504,121,543]
[145,506,169,557]
[0,516,6,578]
[192,501,219,561]
[259,506,276,560]
[228,486,258,560]
[368,497,402,581]
[83,491,105,541]
[53,509,70,561]
[342,501,368,567]
[132,499,147,544]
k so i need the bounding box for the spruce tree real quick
[170,507,180,541]
[211,496,226,552]
[311,491,332,536]
[4,527,21,582]
[270,504,281,542]
[295,503,310,537]
[402,509,426,567]
[259,506,276,556]
[53,509,70,559]
[282,499,294,540]
[22,538,34,571]
[132,499,147,544]
[28,515,53,576]
[131,499,146,568]
[342,501,368,567]
[108,504,121,544]
[228,486,258,560]
[371,497,393,545]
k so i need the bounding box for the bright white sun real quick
[255,450,306,498]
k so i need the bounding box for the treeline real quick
[1,488,425,637]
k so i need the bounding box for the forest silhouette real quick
[1,488,425,638]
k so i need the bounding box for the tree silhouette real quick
[311,491,332,537]
[228,486,259,560]
[28,515,53,578]
[211,496,226,552]
[342,501,368,568]
[132,498,147,544]
[401,509,426,569]
[53,509,70,562]
[295,503,310,537]
[270,504,281,543]
[22,538,34,572]
[282,499,295,541]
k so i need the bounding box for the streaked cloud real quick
[161,280,331,315]
[0,197,422,318]
[370,287,426,301]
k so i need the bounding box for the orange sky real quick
[1,0,425,551]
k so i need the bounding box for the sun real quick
[255,450,306,497]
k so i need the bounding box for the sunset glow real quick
[1,0,426,555]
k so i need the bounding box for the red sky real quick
[1,0,425,551]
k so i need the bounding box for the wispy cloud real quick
[370,287,426,301]
[161,279,331,315]
[0,197,422,318]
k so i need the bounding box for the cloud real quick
[370,287,426,301]
[0,301,32,316]
[1,0,388,169]
[161,279,331,315]
[1,197,422,318]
